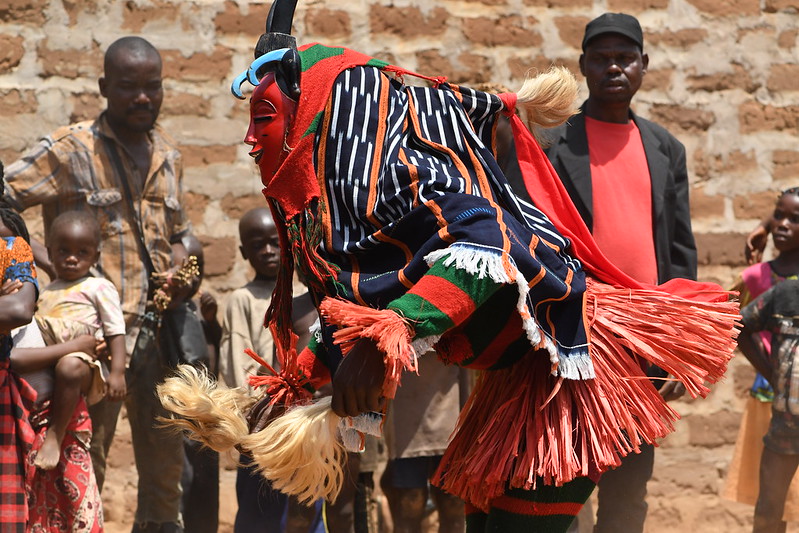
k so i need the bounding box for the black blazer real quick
[543,104,697,283]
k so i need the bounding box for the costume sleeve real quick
[386,256,515,369]
[296,335,332,390]
[93,279,127,338]
[3,136,65,210]
[666,137,697,281]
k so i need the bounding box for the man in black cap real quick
[544,12,697,533]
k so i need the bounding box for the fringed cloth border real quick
[320,243,595,398]
[434,277,740,511]
[318,245,739,510]
[425,244,594,380]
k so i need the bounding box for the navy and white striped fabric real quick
[310,66,589,375]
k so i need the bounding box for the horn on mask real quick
[231,0,301,101]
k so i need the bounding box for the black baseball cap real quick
[582,13,644,51]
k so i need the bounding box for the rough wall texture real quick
[1,0,798,531]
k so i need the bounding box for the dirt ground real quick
[99,403,799,533]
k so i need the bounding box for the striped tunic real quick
[309,65,588,376]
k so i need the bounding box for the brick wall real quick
[2,1,798,529]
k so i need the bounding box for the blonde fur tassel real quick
[159,366,352,505]
[241,396,345,504]
[157,364,253,452]
[515,66,579,140]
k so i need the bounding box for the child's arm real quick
[737,325,773,386]
[10,334,97,374]
[104,334,127,402]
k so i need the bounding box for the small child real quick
[737,187,799,532]
[220,207,280,390]
[220,207,325,533]
[32,210,127,470]
[724,187,799,524]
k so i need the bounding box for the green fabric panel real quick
[298,44,345,72]
[388,291,454,340]
[302,111,324,138]
[460,284,520,360]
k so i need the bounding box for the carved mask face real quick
[244,72,297,183]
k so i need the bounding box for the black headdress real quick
[231,0,301,101]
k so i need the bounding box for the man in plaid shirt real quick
[5,36,192,533]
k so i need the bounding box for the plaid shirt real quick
[4,113,190,353]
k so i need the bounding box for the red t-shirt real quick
[585,116,658,285]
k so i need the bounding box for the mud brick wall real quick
[1,1,798,530]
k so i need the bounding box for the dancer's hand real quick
[331,337,386,418]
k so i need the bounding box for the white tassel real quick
[424,243,595,379]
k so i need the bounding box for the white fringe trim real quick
[338,412,383,452]
[424,243,595,380]
[412,335,441,356]
[310,318,322,343]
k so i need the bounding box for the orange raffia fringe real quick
[319,297,417,399]
[433,277,740,511]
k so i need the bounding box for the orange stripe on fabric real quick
[365,77,391,228]
[406,93,474,195]
[527,265,547,288]
[409,275,476,325]
[398,269,414,289]
[372,229,415,289]
[349,256,367,306]
[424,200,455,244]
[451,86,464,104]
[528,233,540,258]
[491,496,583,517]
[472,313,525,369]
[398,144,420,209]
[542,238,562,253]
[317,92,336,250]
[540,268,574,344]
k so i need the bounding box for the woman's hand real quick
[0,280,23,296]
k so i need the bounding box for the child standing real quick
[724,188,799,523]
[737,187,799,533]
[32,210,127,470]
[220,207,324,533]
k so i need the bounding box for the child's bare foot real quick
[33,432,61,470]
